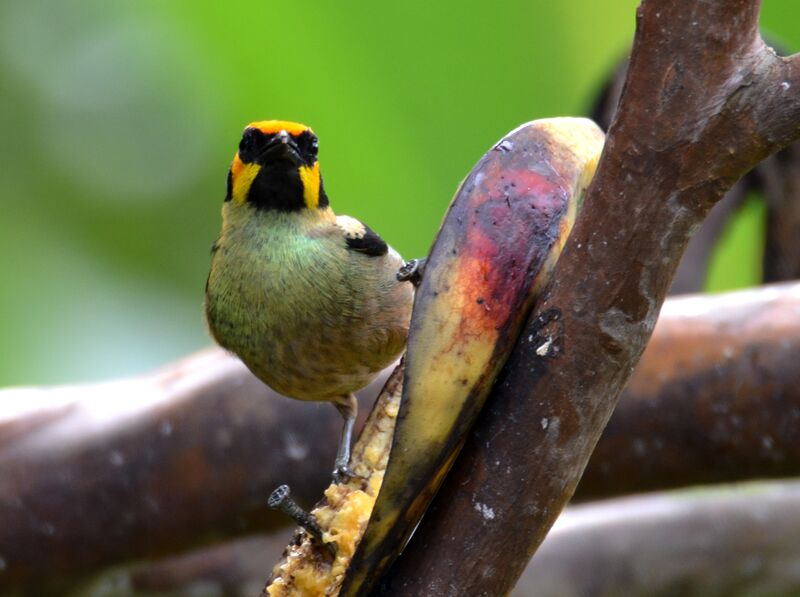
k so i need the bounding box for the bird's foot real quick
[397,257,427,287]
[332,460,364,484]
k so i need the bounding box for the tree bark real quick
[760,142,800,282]
[0,350,384,592]
[374,1,800,594]
[589,57,749,296]
[591,51,800,294]
[576,281,800,500]
[2,283,800,592]
[516,481,800,597]
[81,480,800,597]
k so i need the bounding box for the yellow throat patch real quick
[299,162,321,210]
[230,153,260,204]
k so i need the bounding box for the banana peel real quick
[339,117,605,596]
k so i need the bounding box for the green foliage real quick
[705,195,766,294]
[0,0,797,385]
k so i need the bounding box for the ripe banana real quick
[264,117,604,596]
[339,117,604,596]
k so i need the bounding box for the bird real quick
[204,120,415,481]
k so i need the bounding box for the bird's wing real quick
[335,215,389,257]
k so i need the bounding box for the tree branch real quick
[374,1,800,593]
[575,281,800,500]
[3,282,800,592]
[589,57,751,296]
[516,481,800,596]
[760,142,800,282]
[87,480,800,597]
[591,47,800,294]
[0,350,384,592]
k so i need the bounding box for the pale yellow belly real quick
[205,228,412,402]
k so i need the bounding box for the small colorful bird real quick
[205,120,414,480]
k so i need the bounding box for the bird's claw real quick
[332,461,365,484]
[397,257,427,287]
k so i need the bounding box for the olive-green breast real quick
[205,204,412,401]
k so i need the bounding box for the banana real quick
[265,367,405,597]
[339,117,604,596]
[263,118,604,597]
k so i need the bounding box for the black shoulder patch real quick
[345,223,389,257]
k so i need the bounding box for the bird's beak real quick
[260,130,302,164]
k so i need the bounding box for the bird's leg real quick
[332,394,360,483]
[396,257,427,287]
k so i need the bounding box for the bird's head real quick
[226,120,328,211]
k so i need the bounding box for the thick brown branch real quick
[2,283,798,592]
[575,281,800,500]
[589,58,749,295]
[516,481,800,596]
[0,351,384,592]
[374,1,800,594]
[760,143,800,281]
[86,480,800,596]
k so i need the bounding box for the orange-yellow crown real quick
[246,120,313,136]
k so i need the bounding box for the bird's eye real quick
[238,128,262,162]
[294,131,318,164]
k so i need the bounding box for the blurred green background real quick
[1,0,797,387]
